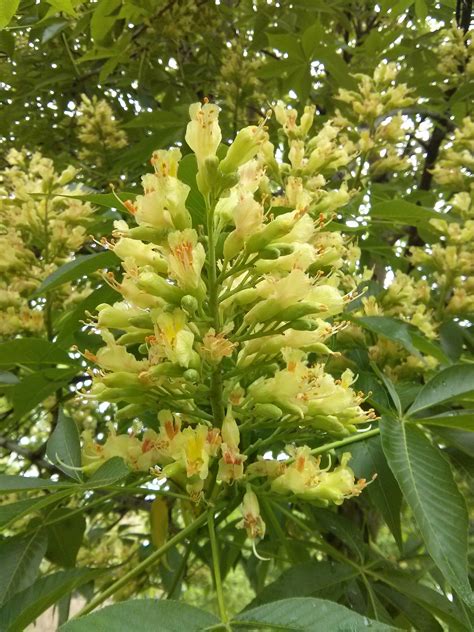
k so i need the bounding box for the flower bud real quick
[220,126,268,174]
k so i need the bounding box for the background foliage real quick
[0,0,473,630]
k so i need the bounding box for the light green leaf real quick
[46,409,83,481]
[407,364,474,416]
[34,251,118,297]
[59,599,220,631]
[234,597,395,630]
[381,417,473,606]
[0,530,47,605]
[0,339,74,368]
[0,0,20,30]
[45,0,76,17]
[415,410,474,432]
[0,568,101,632]
[87,457,130,487]
[244,561,357,609]
[370,200,444,226]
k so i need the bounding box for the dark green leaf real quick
[11,368,78,420]
[46,409,83,481]
[0,476,68,492]
[350,437,403,549]
[59,599,220,631]
[234,597,395,630]
[0,339,74,368]
[46,508,86,567]
[245,561,357,609]
[0,568,101,632]
[407,364,474,416]
[34,251,118,296]
[352,316,420,357]
[0,530,47,606]
[0,490,72,529]
[381,417,473,606]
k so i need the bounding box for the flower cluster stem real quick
[208,509,227,623]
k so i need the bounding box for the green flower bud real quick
[137,271,184,304]
[220,126,268,175]
[253,403,283,420]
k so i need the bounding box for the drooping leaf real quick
[374,570,471,631]
[59,599,220,631]
[0,476,68,492]
[350,436,403,549]
[0,339,74,368]
[46,409,83,481]
[11,368,79,420]
[407,364,474,416]
[0,530,48,605]
[351,316,420,357]
[234,597,395,631]
[0,568,101,632]
[46,508,86,567]
[33,251,118,296]
[0,490,72,529]
[381,416,473,606]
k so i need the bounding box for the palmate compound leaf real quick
[381,416,473,607]
[59,600,220,631]
[234,597,397,630]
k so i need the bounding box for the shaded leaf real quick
[0,568,101,632]
[0,339,74,368]
[350,437,403,549]
[0,530,47,605]
[245,561,357,609]
[352,316,420,357]
[381,417,473,606]
[46,509,86,568]
[11,368,78,420]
